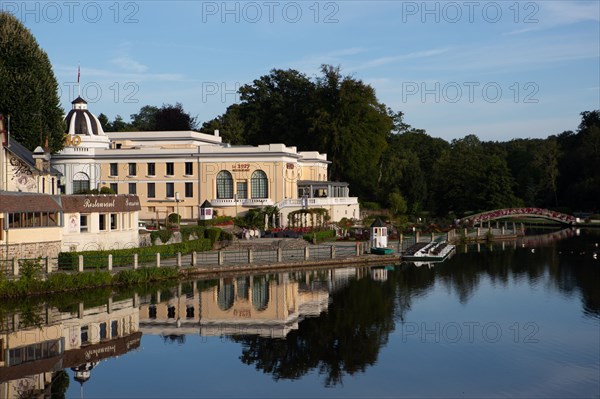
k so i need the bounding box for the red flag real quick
[77,64,80,84]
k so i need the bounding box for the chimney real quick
[32,146,51,172]
[214,129,220,137]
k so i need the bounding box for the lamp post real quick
[175,192,181,230]
[234,193,238,218]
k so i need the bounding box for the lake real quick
[1,228,598,398]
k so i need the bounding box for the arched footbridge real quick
[460,208,576,226]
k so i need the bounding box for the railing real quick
[276,197,359,209]
[4,242,383,277]
[461,208,576,225]
[210,198,274,207]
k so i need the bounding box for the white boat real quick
[402,240,456,262]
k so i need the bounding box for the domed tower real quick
[53,96,110,194]
[63,96,110,149]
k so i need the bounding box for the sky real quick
[5,0,599,142]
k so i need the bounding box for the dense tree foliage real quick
[0,12,65,151]
[203,66,392,201]
[200,66,599,216]
[100,103,197,132]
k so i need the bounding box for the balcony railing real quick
[210,198,274,207]
[277,197,359,209]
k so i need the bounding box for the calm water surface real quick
[1,229,598,398]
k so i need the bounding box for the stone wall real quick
[0,241,62,271]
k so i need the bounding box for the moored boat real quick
[402,240,456,262]
[370,247,395,255]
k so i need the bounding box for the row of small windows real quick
[75,169,268,199]
[6,212,61,229]
[109,162,194,177]
[148,305,195,319]
[79,213,133,232]
[80,320,124,345]
[103,182,194,198]
[217,170,268,199]
[7,339,62,367]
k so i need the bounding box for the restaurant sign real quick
[61,195,142,212]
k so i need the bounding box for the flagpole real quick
[77,63,81,97]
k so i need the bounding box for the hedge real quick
[303,229,336,243]
[149,226,231,244]
[0,267,180,299]
[58,238,212,270]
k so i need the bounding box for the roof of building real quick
[370,218,387,228]
[200,200,213,208]
[72,96,88,104]
[64,96,107,139]
[7,138,61,176]
[298,180,349,187]
[0,191,62,212]
[64,108,103,136]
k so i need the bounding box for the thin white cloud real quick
[55,64,183,83]
[415,36,598,74]
[110,42,148,73]
[111,56,148,73]
[505,1,599,35]
[355,48,451,70]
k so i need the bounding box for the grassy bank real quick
[0,261,180,299]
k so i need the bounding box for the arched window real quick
[252,276,269,311]
[216,170,233,199]
[251,170,268,199]
[73,172,90,193]
[236,277,249,300]
[217,282,234,311]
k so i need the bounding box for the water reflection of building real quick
[0,296,141,398]
[201,274,330,338]
[138,268,377,340]
[139,272,339,338]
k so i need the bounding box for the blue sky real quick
[7,0,600,142]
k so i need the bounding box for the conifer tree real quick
[0,12,65,152]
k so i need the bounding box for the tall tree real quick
[238,68,315,146]
[533,138,560,207]
[0,12,65,151]
[431,135,518,215]
[201,104,245,144]
[130,105,159,131]
[310,65,391,199]
[154,103,197,131]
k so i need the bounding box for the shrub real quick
[150,229,173,244]
[205,227,221,243]
[168,213,181,224]
[180,225,205,241]
[303,229,336,243]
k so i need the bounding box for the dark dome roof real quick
[64,109,102,135]
[64,97,106,136]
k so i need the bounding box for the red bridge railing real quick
[460,208,576,226]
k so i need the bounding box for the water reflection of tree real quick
[233,276,396,386]
[50,370,70,398]
[162,334,186,345]
[433,236,599,316]
[393,265,436,321]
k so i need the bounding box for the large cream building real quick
[52,98,360,225]
[0,119,141,260]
